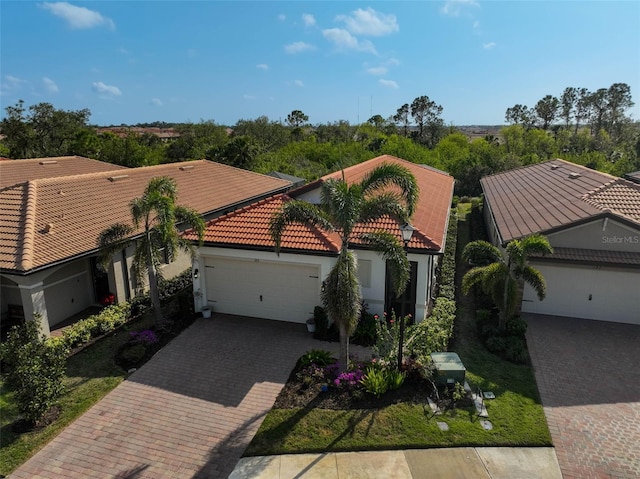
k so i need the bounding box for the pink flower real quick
[374,314,379,320]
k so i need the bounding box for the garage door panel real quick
[204,258,319,323]
[522,264,640,324]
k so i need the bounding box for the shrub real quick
[299,349,334,368]
[333,367,365,389]
[408,297,456,359]
[386,369,406,391]
[436,209,458,301]
[118,343,147,368]
[0,318,69,424]
[130,329,159,345]
[504,337,529,364]
[506,316,528,337]
[360,366,389,397]
[485,335,507,354]
[59,302,131,350]
[351,303,377,346]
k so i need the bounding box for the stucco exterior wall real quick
[546,218,640,252]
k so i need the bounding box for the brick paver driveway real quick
[11,315,370,479]
[525,314,640,479]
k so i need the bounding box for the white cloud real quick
[294,80,304,87]
[367,66,387,76]
[483,42,496,49]
[379,79,398,89]
[256,64,269,71]
[473,20,480,29]
[336,8,398,36]
[92,81,121,96]
[0,75,27,95]
[244,94,256,100]
[277,14,286,21]
[150,98,163,106]
[441,0,479,16]
[42,77,59,93]
[284,41,315,54]
[41,2,115,30]
[302,13,315,27]
[322,28,377,54]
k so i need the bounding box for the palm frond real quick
[175,206,205,244]
[359,193,410,224]
[359,163,419,216]
[96,223,134,269]
[321,250,362,336]
[461,266,489,295]
[462,240,502,266]
[359,231,409,297]
[521,234,554,258]
[521,265,547,300]
[321,179,362,239]
[269,200,333,254]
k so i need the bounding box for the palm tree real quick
[461,234,553,330]
[98,176,205,327]
[270,163,419,370]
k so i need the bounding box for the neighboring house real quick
[186,155,455,324]
[482,159,640,325]
[625,170,640,184]
[0,156,292,335]
[266,171,306,188]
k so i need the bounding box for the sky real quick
[1,1,639,127]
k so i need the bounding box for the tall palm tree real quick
[98,176,205,327]
[461,234,553,330]
[270,163,419,370]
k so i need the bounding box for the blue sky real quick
[1,1,639,126]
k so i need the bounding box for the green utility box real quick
[431,352,466,386]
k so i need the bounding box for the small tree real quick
[462,235,553,329]
[0,317,69,424]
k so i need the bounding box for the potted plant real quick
[306,317,316,333]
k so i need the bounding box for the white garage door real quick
[522,263,640,325]
[204,257,320,323]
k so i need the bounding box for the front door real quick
[385,261,417,322]
[91,257,111,304]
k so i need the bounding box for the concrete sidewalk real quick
[230,447,562,479]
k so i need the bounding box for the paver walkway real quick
[525,314,640,479]
[11,314,370,479]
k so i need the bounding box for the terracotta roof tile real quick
[481,159,640,243]
[1,160,290,272]
[190,155,454,254]
[0,156,127,188]
[185,195,340,252]
[320,155,454,250]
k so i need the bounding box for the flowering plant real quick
[130,329,159,345]
[101,292,116,307]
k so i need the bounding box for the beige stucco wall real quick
[43,259,93,326]
[546,218,640,252]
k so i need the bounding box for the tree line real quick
[1,86,638,197]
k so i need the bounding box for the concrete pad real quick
[229,456,281,479]
[279,453,338,478]
[476,447,563,479]
[404,448,490,479]
[335,450,413,479]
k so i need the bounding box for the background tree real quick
[98,177,205,327]
[270,163,418,370]
[535,95,559,130]
[232,116,290,153]
[462,234,553,329]
[410,95,444,148]
[393,103,410,137]
[560,87,577,129]
[286,110,309,128]
[209,135,258,169]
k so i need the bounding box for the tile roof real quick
[0,156,126,188]
[184,194,340,253]
[531,247,640,266]
[1,160,290,273]
[190,155,454,254]
[482,159,640,243]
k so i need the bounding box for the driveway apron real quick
[10,315,370,479]
[525,314,640,479]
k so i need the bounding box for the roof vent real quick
[568,172,581,179]
[179,165,195,171]
[43,223,53,233]
[39,160,58,165]
[550,164,560,170]
[107,174,130,182]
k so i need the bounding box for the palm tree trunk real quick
[339,322,349,372]
[146,240,163,328]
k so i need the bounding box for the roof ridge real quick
[20,181,37,271]
[204,193,287,228]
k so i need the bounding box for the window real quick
[358,259,372,288]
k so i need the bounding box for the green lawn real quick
[245,203,551,457]
[0,315,154,475]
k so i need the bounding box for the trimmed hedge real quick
[437,208,458,301]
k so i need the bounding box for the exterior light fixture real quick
[399,223,415,248]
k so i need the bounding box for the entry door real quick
[385,261,417,322]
